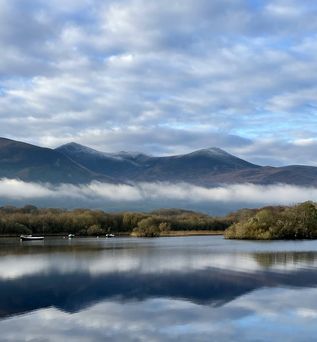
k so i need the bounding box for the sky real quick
[0,0,317,166]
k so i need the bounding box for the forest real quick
[2,201,317,239]
[0,205,231,237]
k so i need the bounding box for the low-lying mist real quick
[0,178,316,214]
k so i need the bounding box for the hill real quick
[0,137,317,186]
[0,138,112,184]
[57,142,317,186]
[56,143,260,183]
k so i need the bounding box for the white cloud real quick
[0,0,317,165]
[0,178,317,206]
[1,288,317,341]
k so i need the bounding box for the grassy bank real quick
[160,230,224,237]
[131,230,224,237]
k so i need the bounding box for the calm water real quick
[1,236,317,341]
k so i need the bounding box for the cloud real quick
[0,178,317,207]
[1,287,317,341]
[0,0,316,165]
[231,139,317,167]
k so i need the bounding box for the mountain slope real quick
[0,138,111,184]
[56,142,145,179]
[57,144,260,183]
[1,137,317,186]
[56,143,317,186]
[130,148,260,182]
[209,165,317,187]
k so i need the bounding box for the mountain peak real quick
[57,143,152,161]
[57,142,127,161]
[59,142,88,150]
[58,142,108,155]
[203,147,231,155]
[186,147,232,158]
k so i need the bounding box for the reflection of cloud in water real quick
[2,250,317,280]
[1,288,317,342]
[1,237,317,340]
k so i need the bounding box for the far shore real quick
[0,231,224,239]
[132,230,224,237]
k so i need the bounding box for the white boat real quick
[20,235,44,241]
[105,234,115,238]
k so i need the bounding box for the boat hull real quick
[20,236,44,241]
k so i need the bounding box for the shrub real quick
[87,224,104,236]
[132,218,161,237]
[225,202,317,240]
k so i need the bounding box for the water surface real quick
[1,236,317,341]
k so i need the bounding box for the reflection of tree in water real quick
[253,252,317,268]
[0,239,112,256]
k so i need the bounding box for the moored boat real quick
[20,235,44,241]
[105,234,115,238]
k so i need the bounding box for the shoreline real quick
[0,231,224,239]
[130,230,225,237]
[160,230,224,237]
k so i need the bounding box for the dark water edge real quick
[1,236,317,341]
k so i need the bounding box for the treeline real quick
[3,202,317,239]
[225,201,317,240]
[0,205,232,237]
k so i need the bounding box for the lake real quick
[1,236,317,341]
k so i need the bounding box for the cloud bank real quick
[0,178,317,207]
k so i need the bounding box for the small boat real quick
[105,234,115,238]
[20,235,44,241]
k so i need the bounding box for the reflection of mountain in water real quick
[1,266,317,320]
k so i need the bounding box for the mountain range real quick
[0,137,317,186]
